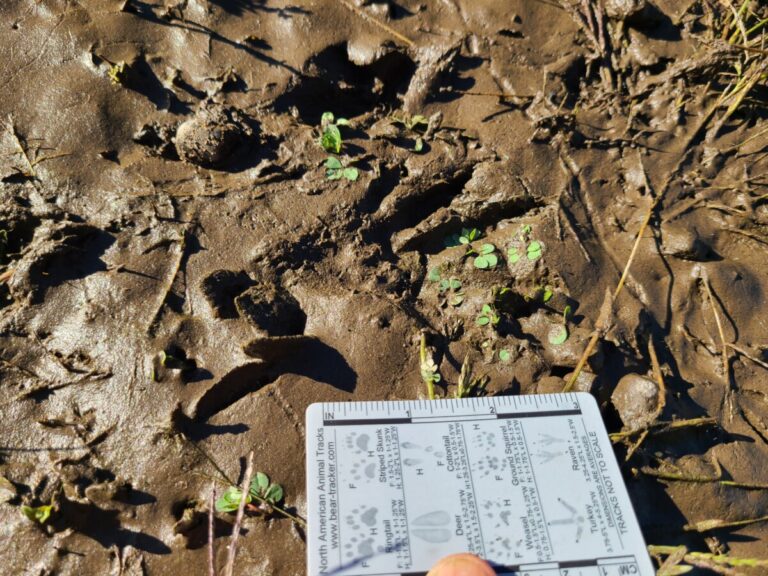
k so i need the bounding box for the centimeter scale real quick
[306,393,654,576]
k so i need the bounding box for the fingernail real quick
[427,554,496,576]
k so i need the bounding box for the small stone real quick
[604,0,646,21]
[662,224,711,261]
[611,373,659,431]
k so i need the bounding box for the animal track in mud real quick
[190,335,356,422]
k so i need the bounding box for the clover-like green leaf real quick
[321,125,342,154]
[343,167,359,181]
[216,487,246,512]
[253,472,270,493]
[499,349,511,362]
[475,315,490,326]
[527,241,543,261]
[450,294,464,307]
[507,246,520,264]
[449,278,461,290]
[21,504,53,524]
[548,325,569,345]
[479,243,495,255]
[325,156,342,170]
[428,267,442,282]
[263,483,284,504]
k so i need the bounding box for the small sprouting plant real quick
[108,61,127,85]
[319,111,350,154]
[429,267,464,306]
[21,503,53,524]
[391,112,428,152]
[216,472,284,514]
[325,157,359,181]
[499,349,511,362]
[419,333,440,400]
[439,277,464,307]
[527,240,543,261]
[473,243,498,269]
[508,225,543,263]
[445,227,481,248]
[475,304,500,327]
[454,355,488,398]
[548,305,572,345]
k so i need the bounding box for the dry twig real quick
[223,451,254,576]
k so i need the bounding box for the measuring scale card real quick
[306,393,654,576]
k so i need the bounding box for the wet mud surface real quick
[1,0,767,574]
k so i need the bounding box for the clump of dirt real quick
[175,101,253,167]
[1,0,767,574]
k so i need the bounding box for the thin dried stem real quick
[208,486,217,576]
[701,275,734,416]
[223,451,254,576]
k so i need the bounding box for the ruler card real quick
[306,393,654,576]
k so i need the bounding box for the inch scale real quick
[306,393,654,576]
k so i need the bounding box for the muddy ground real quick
[1,0,767,574]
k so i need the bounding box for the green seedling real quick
[475,304,500,327]
[319,111,350,154]
[508,225,543,263]
[473,243,498,269]
[428,267,463,306]
[542,286,554,302]
[548,305,572,345]
[21,503,53,524]
[419,333,440,400]
[445,227,481,248]
[391,112,428,152]
[325,157,359,181]
[527,240,543,261]
[108,61,127,85]
[427,266,442,282]
[499,349,511,362]
[439,277,464,307]
[216,472,284,514]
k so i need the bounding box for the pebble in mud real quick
[174,102,251,167]
[611,373,660,431]
[662,223,711,261]
[604,0,646,21]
